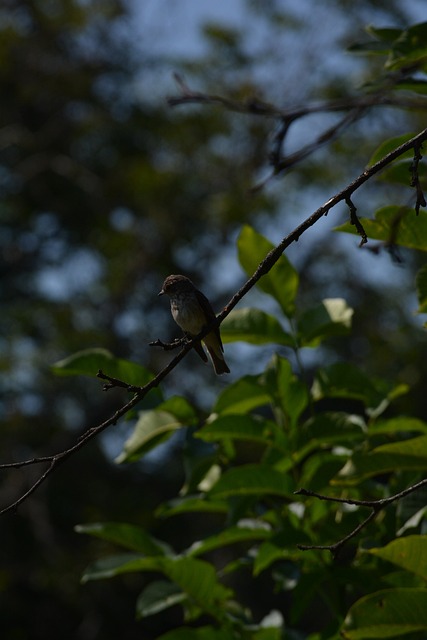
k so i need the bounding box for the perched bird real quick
[158,274,230,375]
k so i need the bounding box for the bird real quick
[158,274,230,375]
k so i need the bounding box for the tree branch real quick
[294,477,427,555]
[168,76,427,182]
[1,127,427,515]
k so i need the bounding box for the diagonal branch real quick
[1,128,427,515]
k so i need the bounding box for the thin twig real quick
[148,337,186,351]
[294,477,427,554]
[168,77,427,184]
[346,196,368,246]
[168,78,427,119]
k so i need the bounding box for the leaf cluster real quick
[66,218,427,638]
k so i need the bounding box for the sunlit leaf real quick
[367,134,415,167]
[368,416,427,436]
[336,435,427,484]
[136,580,187,619]
[341,588,427,639]
[221,308,294,346]
[51,348,153,386]
[237,225,299,317]
[335,206,427,251]
[186,522,271,557]
[116,410,182,463]
[367,536,427,581]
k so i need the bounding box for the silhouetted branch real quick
[168,75,427,182]
[294,476,427,555]
[1,126,427,516]
[168,75,427,119]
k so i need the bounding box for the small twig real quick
[410,142,426,215]
[272,106,367,177]
[294,476,427,554]
[148,337,186,351]
[346,196,368,246]
[269,117,292,169]
[96,370,142,393]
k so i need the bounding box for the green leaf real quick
[416,264,427,314]
[341,588,427,639]
[366,26,403,44]
[136,580,187,619]
[116,410,182,463]
[156,396,198,423]
[237,225,299,317]
[369,416,427,436]
[221,308,294,346]
[213,375,271,415]
[367,134,416,167]
[253,527,309,575]
[335,206,427,252]
[187,522,271,557]
[296,413,366,466]
[336,435,427,484]
[367,536,427,581]
[157,627,236,640]
[386,22,427,71]
[209,464,294,499]
[396,79,427,95]
[263,355,309,427]
[197,414,276,447]
[298,298,353,347]
[75,522,171,555]
[82,555,233,611]
[379,161,422,186]
[51,347,153,386]
[157,496,228,519]
[313,362,396,412]
[299,452,348,492]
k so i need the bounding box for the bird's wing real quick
[195,289,224,351]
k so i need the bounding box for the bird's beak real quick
[158,289,165,296]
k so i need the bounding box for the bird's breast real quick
[171,297,205,334]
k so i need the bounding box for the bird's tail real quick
[206,346,230,375]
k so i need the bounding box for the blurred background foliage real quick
[1,0,427,638]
